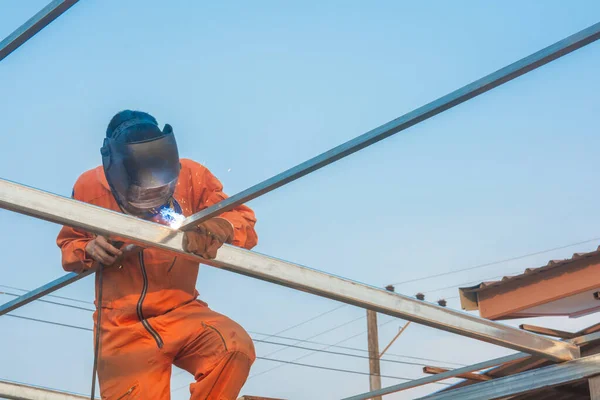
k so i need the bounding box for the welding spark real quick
[159,207,185,229]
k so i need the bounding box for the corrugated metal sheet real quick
[461,247,600,294]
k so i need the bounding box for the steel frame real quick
[0,379,90,400]
[1,3,600,399]
[0,0,80,62]
[0,178,579,361]
[417,353,600,400]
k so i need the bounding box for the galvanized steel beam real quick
[416,353,600,400]
[0,178,580,362]
[0,379,90,400]
[179,21,600,231]
[348,333,600,400]
[342,353,527,400]
[0,0,80,62]
[0,269,92,316]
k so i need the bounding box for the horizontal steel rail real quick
[417,353,600,400]
[0,178,579,362]
[179,21,600,231]
[0,379,91,400]
[0,0,80,62]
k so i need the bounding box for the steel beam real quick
[179,21,600,231]
[0,271,91,316]
[0,0,80,63]
[416,353,600,400]
[0,179,579,362]
[519,324,576,339]
[0,379,90,400]
[422,366,491,382]
[347,332,600,400]
[342,353,528,400]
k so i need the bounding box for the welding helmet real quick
[101,111,181,216]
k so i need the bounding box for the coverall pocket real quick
[114,382,140,399]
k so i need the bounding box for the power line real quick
[249,317,397,380]
[249,331,466,367]
[253,339,436,367]
[0,291,95,312]
[3,312,456,382]
[8,309,444,389]
[262,314,366,358]
[422,269,524,295]
[390,237,600,287]
[4,314,93,332]
[0,284,93,305]
[1,292,463,368]
[259,304,347,342]
[171,354,451,393]
[5,312,449,393]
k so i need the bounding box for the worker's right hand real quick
[85,236,123,265]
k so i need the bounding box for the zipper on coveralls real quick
[202,322,228,351]
[137,251,164,348]
[115,384,138,399]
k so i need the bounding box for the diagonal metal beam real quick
[0,0,80,63]
[347,333,600,400]
[416,353,600,400]
[423,366,492,382]
[0,178,580,362]
[0,270,93,316]
[342,353,528,400]
[179,21,600,231]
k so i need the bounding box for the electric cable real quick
[2,312,451,392]
[262,315,366,358]
[171,353,451,394]
[255,338,430,367]
[248,331,466,366]
[249,318,397,380]
[0,291,95,312]
[260,304,347,342]
[390,237,600,287]
[0,283,93,305]
[3,312,465,368]
[90,264,103,400]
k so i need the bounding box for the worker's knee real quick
[227,321,256,364]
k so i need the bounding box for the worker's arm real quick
[56,183,96,272]
[190,161,258,250]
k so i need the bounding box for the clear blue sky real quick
[1,1,600,399]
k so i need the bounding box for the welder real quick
[56,110,258,399]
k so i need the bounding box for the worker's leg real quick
[163,300,256,400]
[95,309,172,399]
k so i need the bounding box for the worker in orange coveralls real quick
[56,110,258,399]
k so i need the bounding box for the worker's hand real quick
[85,236,123,266]
[183,218,234,259]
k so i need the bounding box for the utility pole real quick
[367,309,382,400]
[367,285,398,399]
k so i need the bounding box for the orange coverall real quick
[56,158,258,399]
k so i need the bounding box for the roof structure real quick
[434,332,600,399]
[459,247,600,320]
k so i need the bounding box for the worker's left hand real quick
[183,217,234,259]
